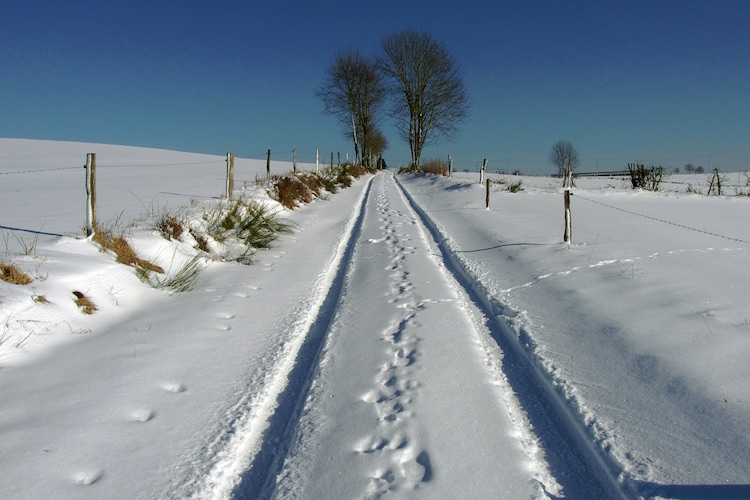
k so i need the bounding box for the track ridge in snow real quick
[393,175,627,499]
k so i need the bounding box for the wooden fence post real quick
[316,149,320,173]
[266,149,271,181]
[330,152,333,169]
[293,149,297,174]
[85,153,97,237]
[486,179,491,209]
[448,155,453,178]
[337,152,341,167]
[480,158,487,184]
[225,152,234,201]
[563,189,572,244]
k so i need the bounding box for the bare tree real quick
[377,31,469,169]
[316,47,386,167]
[549,140,580,187]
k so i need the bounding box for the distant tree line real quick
[317,31,469,169]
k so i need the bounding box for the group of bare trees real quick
[317,31,469,169]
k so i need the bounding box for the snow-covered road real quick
[261,174,544,498]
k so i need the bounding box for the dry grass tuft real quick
[189,227,211,253]
[93,229,164,275]
[420,159,446,176]
[155,211,185,241]
[0,261,33,285]
[33,294,50,304]
[73,290,97,314]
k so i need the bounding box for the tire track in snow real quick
[190,177,374,499]
[394,175,627,499]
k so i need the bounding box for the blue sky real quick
[2,1,749,173]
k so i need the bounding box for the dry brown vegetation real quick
[0,261,32,285]
[269,165,375,210]
[92,229,164,275]
[73,290,97,314]
[420,159,446,176]
[155,211,185,241]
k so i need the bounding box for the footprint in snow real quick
[163,382,186,393]
[74,469,104,486]
[131,408,155,422]
[355,435,388,454]
[401,451,431,483]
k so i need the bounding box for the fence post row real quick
[226,153,234,201]
[85,153,97,237]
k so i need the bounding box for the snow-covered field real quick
[1,139,749,499]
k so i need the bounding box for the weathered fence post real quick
[225,152,234,201]
[563,189,572,244]
[486,179,491,209]
[330,152,333,169]
[337,152,341,167]
[293,149,297,174]
[448,155,453,178]
[316,149,320,173]
[84,153,97,237]
[266,149,271,181]
[479,158,487,184]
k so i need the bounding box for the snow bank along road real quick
[233,173,617,499]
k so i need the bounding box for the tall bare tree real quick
[377,31,469,169]
[316,48,386,167]
[549,140,580,187]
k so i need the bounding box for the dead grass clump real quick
[33,294,50,304]
[420,159,446,176]
[73,290,97,314]
[93,230,164,275]
[155,211,185,241]
[298,172,324,196]
[272,175,313,209]
[0,261,33,285]
[189,227,211,253]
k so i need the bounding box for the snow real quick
[1,139,749,499]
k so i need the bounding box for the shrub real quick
[508,179,524,193]
[628,163,663,191]
[273,175,313,209]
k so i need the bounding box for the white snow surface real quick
[1,139,749,499]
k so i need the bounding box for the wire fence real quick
[573,193,750,245]
[0,147,345,252]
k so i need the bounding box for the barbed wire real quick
[98,160,224,168]
[574,193,750,245]
[0,166,80,175]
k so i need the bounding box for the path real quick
[247,174,551,498]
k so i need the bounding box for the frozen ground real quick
[1,139,749,499]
